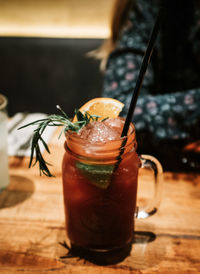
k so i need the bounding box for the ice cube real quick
[77,119,122,143]
[104,117,125,134]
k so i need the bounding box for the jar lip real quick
[65,122,136,147]
[0,94,7,111]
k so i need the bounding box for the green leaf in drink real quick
[76,162,114,189]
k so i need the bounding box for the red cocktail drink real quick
[62,117,140,251]
[19,98,162,253]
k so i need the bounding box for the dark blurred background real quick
[0,0,114,116]
[0,37,103,116]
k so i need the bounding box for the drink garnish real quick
[18,98,124,178]
[73,97,124,122]
[76,162,114,189]
[18,106,101,177]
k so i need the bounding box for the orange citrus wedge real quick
[73,97,124,121]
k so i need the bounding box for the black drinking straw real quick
[121,8,164,138]
[113,8,164,171]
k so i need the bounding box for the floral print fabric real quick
[103,0,200,143]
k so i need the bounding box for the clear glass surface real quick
[0,94,9,192]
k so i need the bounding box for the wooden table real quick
[0,131,200,273]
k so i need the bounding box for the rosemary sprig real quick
[18,106,101,177]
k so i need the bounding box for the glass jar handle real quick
[136,154,163,219]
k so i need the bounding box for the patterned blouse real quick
[103,0,200,147]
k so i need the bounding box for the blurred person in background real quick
[93,0,200,171]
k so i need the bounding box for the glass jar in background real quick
[0,94,9,192]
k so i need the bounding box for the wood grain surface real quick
[0,131,200,273]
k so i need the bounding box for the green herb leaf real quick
[76,161,114,189]
[18,106,101,177]
[75,109,85,122]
